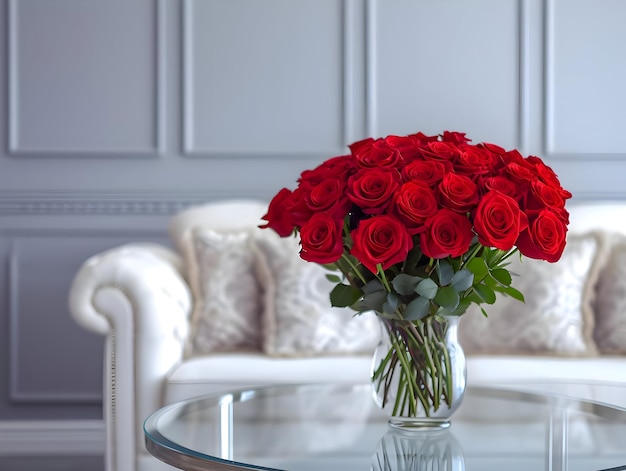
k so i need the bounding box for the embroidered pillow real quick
[184,227,262,355]
[458,232,605,356]
[253,231,381,357]
[593,234,626,354]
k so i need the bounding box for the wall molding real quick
[0,420,105,455]
[6,0,165,156]
[0,190,268,216]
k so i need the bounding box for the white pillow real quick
[253,231,382,357]
[459,232,605,356]
[184,227,263,354]
[593,233,626,354]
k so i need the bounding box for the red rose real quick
[516,209,567,262]
[299,213,344,264]
[474,191,528,251]
[401,159,452,186]
[423,141,460,161]
[526,179,567,213]
[441,131,471,145]
[420,209,473,259]
[348,137,374,155]
[478,142,506,155]
[391,182,438,235]
[408,131,440,146]
[350,215,412,274]
[285,186,314,227]
[299,155,356,186]
[478,175,521,200]
[454,145,496,177]
[352,139,402,168]
[347,168,401,214]
[305,177,351,219]
[437,173,479,213]
[383,135,423,160]
[259,188,296,236]
[527,156,573,200]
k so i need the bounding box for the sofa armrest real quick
[68,242,192,471]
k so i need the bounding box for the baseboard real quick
[0,420,105,455]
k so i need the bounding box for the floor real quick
[0,455,104,471]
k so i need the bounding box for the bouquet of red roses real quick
[260,130,571,424]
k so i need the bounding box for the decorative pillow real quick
[458,232,606,356]
[593,233,626,354]
[184,227,263,355]
[253,231,381,357]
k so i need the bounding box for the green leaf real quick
[353,290,387,312]
[383,293,400,315]
[391,273,422,296]
[436,260,454,286]
[467,258,488,278]
[491,268,512,286]
[325,274,342,283]
[415,278,438,299]
[474,284,497,304]
[493,285,525,302]
[404,296,430,321]
[451,269,474,292]
[330,284,362,308]
[434,286,460,311]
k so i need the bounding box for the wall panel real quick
[371,0,523,149]
[545,0,626,158]
[183,0,348,155]
[8,0,162,155]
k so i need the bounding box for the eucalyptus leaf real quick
[415,278,438,299]
[451,269,474,291]
[434,286,460,311]
[436,260,454,286]
[330,284,362,308]
[383,293,400,315]
[353,290,388,312]
[474,284,497,304]
[362,279,384,294]
[391,273,422,295]
[404,296,431,321]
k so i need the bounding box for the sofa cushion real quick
[184,227,263,354]
[593,233,626,354]
[253,231,382,357]
[459,232,605,356]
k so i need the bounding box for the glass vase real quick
[371,315,466,430]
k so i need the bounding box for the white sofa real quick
[68,199,626,471]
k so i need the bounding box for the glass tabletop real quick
[144,384,626,471]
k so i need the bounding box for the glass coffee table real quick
[144,384,626,471]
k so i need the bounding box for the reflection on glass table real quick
[144,384,626,471]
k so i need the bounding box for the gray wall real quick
[1,0,625,421]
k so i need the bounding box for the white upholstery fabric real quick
[68,200,626,471]
[254,231,381,356]
[459,232,604,356]
[185,228,263,354]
